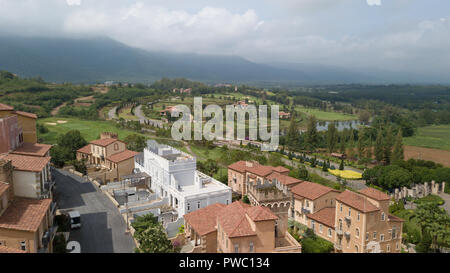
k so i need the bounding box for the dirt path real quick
[51,102,67,116]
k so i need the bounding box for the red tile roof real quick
[307,207,335,228]
[228,161,251,173]
[247,165,275,177]
[218,201,277,238]
[358,187,391,201]
[291,181,339,200]
[0,182,10,197]
[107,150,139,163]
[272,166,290,173]
[12,143,52,157]
[14,111,37,119]
[90,138,119,147]
[336,190,379,213]
[0,245,26,253]
[0,154,50,172]
[184,203,227,236]
[0,197,52,232]
[266,172,302,186]
[388,214,404,222]
[77,144,92,154]
[0,103,14,111]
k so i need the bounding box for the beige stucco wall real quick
[228,169,245,195]
[17,116,37,144]
[105,141,126,157]
[12,170,40,198]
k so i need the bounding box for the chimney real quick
[100,132,118,139]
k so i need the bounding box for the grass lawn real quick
[294,106,356,121]
[413,194,445,206]
[118,106,138,120]
[403,125,450,151]
[38,117,146,144]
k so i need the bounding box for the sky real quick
[1,0,450,78]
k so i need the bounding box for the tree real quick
[305,116,318,151]
[359,109,371,125]
[57,130,88,161]
[347,129,355,160]
[134,224,178,253]
[383,126,394,165]
[374,129,384,163]
[286,112,300,151]
[357,131,365,160]
[197,159,219,177]
[298,165,309,180]
[339,131,346,154]
[392,129,404,163]
[415,202,450,252]
[339,160,344,171]
[326,123,338,154]
[124,134,147,152]
[366,138,373,160]
[322,161,328,172]
[242,195,250,204]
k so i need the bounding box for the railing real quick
[301,208,311,214]
[345,216,351,222]
[335,228,343,236]
[334,243,343,251]
[344,231,351,238]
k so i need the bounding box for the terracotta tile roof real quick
[107,150,139,163]
[0,154,51,172]
[184,203,227,236]
[14,111,37,119]
[90,138,119,147]
[77,144,92,154]
[12,142,52,157]
[0,197,52,232]
[247,165,276,177]
[272,166,290,173]
[0,103,14,111]
[266,172,302,186]
[291,181,339,200]
[228,161,250,173]
[336,190,379,213]
[0,245,26,253]
[388,214,405,222]
[218,201,277,238]
[0,182,10,196]
[307,207,335,228]
[246,206,278,222]
[358,187,391,201]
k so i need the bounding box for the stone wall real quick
[390,181,446,201]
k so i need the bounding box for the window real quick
[356,228,360,238]
[306,200,309,207]
[396,243,399,250]
[197,201,201,209]
[357,212,360,221]
[380,234,385,242]
[355,245,359,253]
[311,220,315,230]
[381,212,385,221]
[20,241,26,251]
[319,224,323,233]
[340,204,343,212]
[226,200,229,205]
[392,228,397,239]
[348,207,351,217]
[373,232,377,240]
[249,242,254,253]
[187,203,191,211]
[328,228,332,237]
[234,244,239,253]
[366,233,369,241]
[114,143,119,151]
[387,245,390,252]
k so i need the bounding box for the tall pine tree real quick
[374,129,383,163]
[327,123,338,154]
[383,126,394,165]
[392,128,404,163]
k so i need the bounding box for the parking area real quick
[53,168,136,253]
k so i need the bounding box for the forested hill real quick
[0,36,308,84]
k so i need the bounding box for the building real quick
[291,181,340,226]
[0,115,23,154]
[160,106,179,116]
[184,201,301,253]
[334,189,403,253]
[76,132,139,184]
[278,111,291,119]
[172,88,192,95]
[135,140,231,218]
[0,103,37,143]
[227,161,301,196]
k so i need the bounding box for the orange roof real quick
[12,143,52,157]
[90,138,119,147]
[388,214,404,222]
[0,182,10,197]
[266,172,302,186]
[218,201,277,238]
[307,207,335,228]
[0,154,51,172]
[77,144,92,154]
[228,160,249,173]
[291,181,339,200]
[0,197,52,232]
[107,150,139,163]
[358,187,391,201]
[336,190,379,213]
[0,245,26,253]
[184,203,227,236]
[272,166,290,173]
[14,111,37,119]
[0,103,14,111]
[247,165,275,177]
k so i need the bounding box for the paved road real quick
[107,106,118,120]
[134,104,165,128]
[438,192,450,214]
[53,168,136,253]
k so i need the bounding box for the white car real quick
[68,211,81,229]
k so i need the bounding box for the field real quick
[118,106,138,120]
[294,106,357,121]
[38,117,145,144]
[403,125,450,151]
[404,146,450,167]
[328,169,363,180]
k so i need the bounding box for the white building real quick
[135,140,231,218]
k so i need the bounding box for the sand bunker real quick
[45,123,57,126]
[57,120,68,124]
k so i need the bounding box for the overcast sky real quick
[1,0,450,77]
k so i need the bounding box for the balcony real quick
[301,208,311,214]
[345,216,351,222]
[344,231,351,238]
[335,228,343,236]
[334,243,343,251]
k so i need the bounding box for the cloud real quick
[66,0,81,6]
[366,0,381,6]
